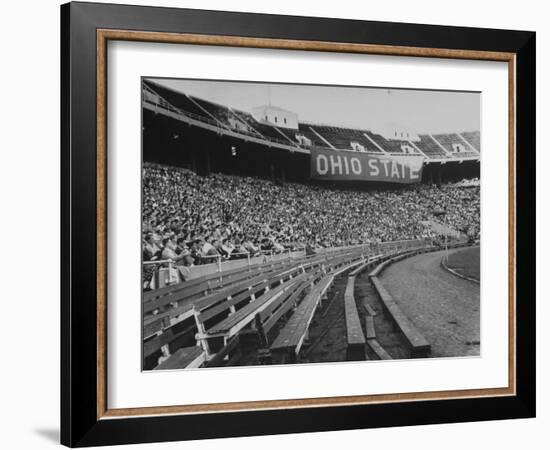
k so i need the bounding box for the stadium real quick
[142,79,481,370]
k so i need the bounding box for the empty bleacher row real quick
[340,245,437,362]
[307,125,382,153]
[460,131,481,152]
[229,109,299,145]
[143,238,453,370]
[269,253,364,363]
[364,131,409,154]
[188,96,234,128]
[297,124,328,147]
[143,246,368,369]
[432,133,479,158]
[271,124,321,148]
[416,134,451,158]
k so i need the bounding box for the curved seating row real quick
[270,255,365,363]
[369,277,431,358]
[344,275,366,361]
[147,247,367,368]
[145,241,451,369]
[343,253,401,361]
[143,250,344,339]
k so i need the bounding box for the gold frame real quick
[96,29,516,420]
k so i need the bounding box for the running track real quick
[380,249,480,357]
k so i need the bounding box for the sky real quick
[151,78,480,134]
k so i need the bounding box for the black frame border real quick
[61,2,535,447]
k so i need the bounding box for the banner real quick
[309,147,424,184]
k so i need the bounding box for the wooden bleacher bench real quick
[143,257,292,314]
[142,261,263,313]
[203,271,309,338]
[270,274,333,363]
[143,320,196,361]
[368,339,392,360]
[343,276,366,360]
[367,256,391,278]
[359,277,392,361]
[154,345,205,370]
[144,253,338,358]
[144,247,367,367]
[368,249,417,278]
[370,276,431,358]
[364,303,377,316]
[198,254,321,295]
[193,262,306,314]
[203,336,241,368]
[365,315,376,340]
[270,257,364,363]
[197,271,318,365]
[193,271,281,316]
[144,264,293,338]
[196,279,271,326]
[193,264,319,359]
[260,271,321,335]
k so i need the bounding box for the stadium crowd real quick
[142,164,480,266]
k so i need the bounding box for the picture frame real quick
[60,1,535,447]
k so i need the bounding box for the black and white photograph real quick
[0,0,541,447]
[141,78,481,371]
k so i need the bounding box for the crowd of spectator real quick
[142,164,480,267]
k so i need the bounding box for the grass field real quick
[446,246,480,281]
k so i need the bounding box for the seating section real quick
[269,255,363,362]
[145,262,303,369]
[188,96,231,124]
[145,247,367,369]
[309,125,381,152]
[259,274,317,335]
[205,271,308,337]
[270,274,332,362]
[230,110,298,144]
[364,131,408,154]
[256,124,303,147]
[432,133,479,158]
[297,124,329,147]
[461,131,481,152]
[144,241,471,369]
[143,258,295,338]
[144,81,210,119]
[344,129,383,153]
[415,134,451,158]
